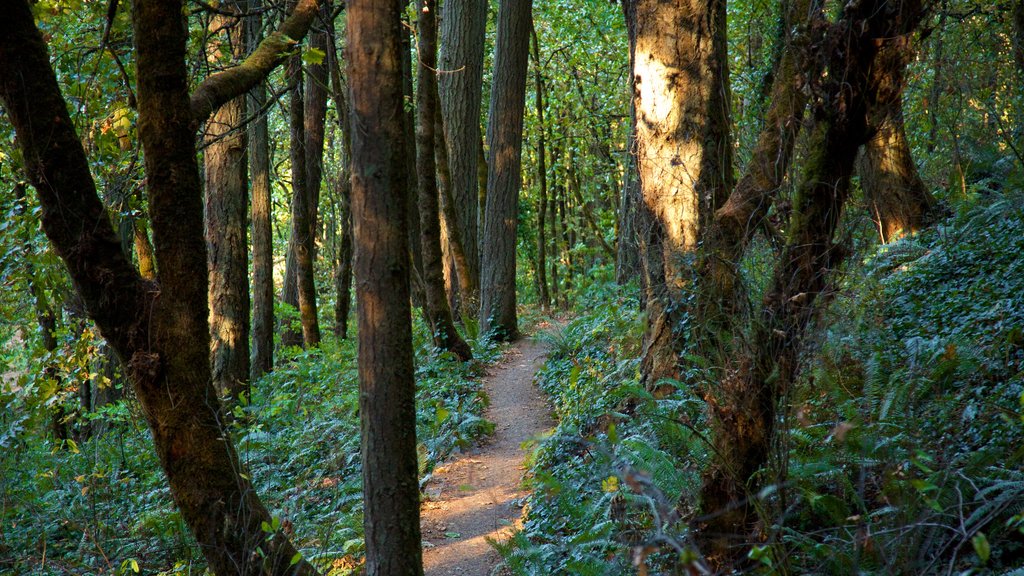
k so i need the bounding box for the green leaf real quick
[971,532,990,564]
[302,47,326,65]
[748,545,773,567]
[129,559,139,573]
[289,553,302,566]
[261,520,272,533]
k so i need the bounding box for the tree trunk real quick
[248,0,275,377]
[616,31,642,289]
[696,2,925,566]
[402,14,426,307]
[696,0,818,348]
[435,93,472,317]
[205,4,250,400]
[327,22,354,340]
[530,25,550,311]
[479,0,533,340]
[287,32,322,348]
[438,0,486,311]
[0,1,321,573]
[416,0,473,361]
[857,35,937,243]
[134,219,157,279]
[625,0,733,388]
[347,1,424,574]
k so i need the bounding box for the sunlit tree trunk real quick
[624,0,733,388]
[438,0,486,311]
[857,34,938,243]
[479,0,533,340]
[205,4,250,399]
[347,0,424,573]
[416,0,473,360]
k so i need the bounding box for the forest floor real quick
[420,325,556,576]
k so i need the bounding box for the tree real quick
[416,0,473,361]
[623,0,732,387]
[695,1,927,565]
[249,0,275,377]
[857,34,939,243]
[204,3,251,399]
[530,24,551,311]
[479,0,533,340]
[0,0,323,572]
[347,0,424,573]
[438,0,487,312]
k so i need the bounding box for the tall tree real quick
[347,0,424,573]
[204,4,250,399]
[530,24,551,311]
[624,0,733,387]
[438,0,487,311]
[0,0,323,572]
[249,0,275,377]
[327,22,354,340]
[479,0,533,340]
[416,0,473,361]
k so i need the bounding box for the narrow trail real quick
[420,330,556,576]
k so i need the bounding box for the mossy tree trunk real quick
[857,35,938,243]
[695,1,926,567]
[0,1,322,573]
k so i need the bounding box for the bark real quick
[190,0,320,125]
[204,4,251,400]
[402,15,426,307]
[133,219,157,279]
[249,0,275,377]
[1015,0,1024,91]
[286,24,322,348]
[530,25,550,311]
[0,1,319,573]
[697,0,819,347]
[416,0,473,361]
[479,0,533,340]
[347,1,424,573]
[327,23,354,340]
[435,94,471,316]
[438,0,487,310]
[696,1,925,565]
[857,34,937,243]
[616,11,642,289]
[858,103,936,242]
[625,0,733,387]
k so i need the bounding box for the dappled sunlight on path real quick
[421,332,555,576]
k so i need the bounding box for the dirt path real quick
[420,333,555,576]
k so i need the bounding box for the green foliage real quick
[0,318,496,574]
[499,284,711,575]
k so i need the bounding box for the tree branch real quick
[190,0,320,125]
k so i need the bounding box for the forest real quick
[0,0,1023,574]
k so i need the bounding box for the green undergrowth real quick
[0,317,499,575]
[497,279,712,575]
[501,193,1024,574]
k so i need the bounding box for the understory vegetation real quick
[501,190,1024,575]
[0,321,498,575]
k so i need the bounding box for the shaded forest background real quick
[1,0,1023,574]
